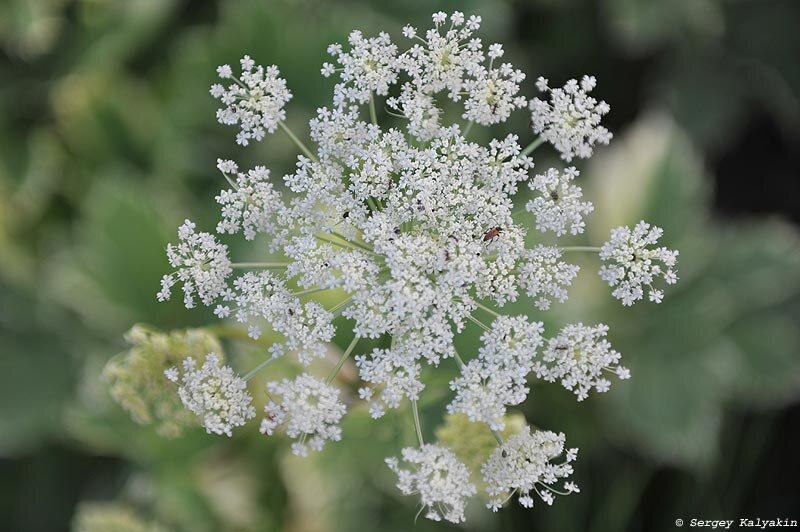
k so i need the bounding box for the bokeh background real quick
[1,0,799,531]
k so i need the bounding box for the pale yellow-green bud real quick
[435,412,526,488]
[103,324,224,437]
[72,502,168,532]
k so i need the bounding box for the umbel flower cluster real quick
[152,11,679,523]
[103,326,224,438]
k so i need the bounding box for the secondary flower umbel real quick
[164,353,255,437]
[482,428,578,510]
[149,10,680,524]
[386,444,476,523]
[261,374,346,456]
[529,75,612,161]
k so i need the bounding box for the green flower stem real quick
[412,35,429,46]
[412,399,425,446]
[474,300,501,318]
[279,121,318,162]
[452,347,466,369]
[383,106,406,119]
[542,485,571,496]
[293,286,331,297]
[521,136,545,156]
[330,231,375,253]
[369,94,378,125]
[490,428,504,445]
[316,233,373,254]
[316,234,355,251]
[560,246,601,253]
[231,262,290,269]
[463,121,474,137]
[466,313,491,333]
[243,355,277,381]
[326,335,361,384]
[327,296,353,314]
[220,171,239,190]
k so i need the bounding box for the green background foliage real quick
[1,0,798,531]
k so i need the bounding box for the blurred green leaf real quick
[603,0,724,54]
[0,284,75,456]
[46,176,198,335]
[583,114,800,470]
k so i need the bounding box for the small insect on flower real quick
[483,226,504,243]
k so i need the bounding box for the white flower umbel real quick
[386,84,443,141]
[482,428,577,511]
[526,167,594,236]
[215,160,287,243]
[217,271,335,364]
[355,347,424,419]
[599,221,679,305]
[152,11,683,523]
[529,75,612,161]
[400,12,484,99]
[386,444,476,523]
[534,323,629,400]
[165,353,256,436]
[398,13,528,129]
[462,58,527,126]
[519,246,580,310]
[211,55,292,145]
[448,316,543,430]
[323,30,399,106]
[261,373,346,456]
[157,220,232,308]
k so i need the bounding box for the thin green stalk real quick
[474,300,501,318]
[414,505,426,524]
[411,399,424,446]
[221,172,238,190]
[463,121,474,137]
[327,296,353,314]
[326,335,361,384]
[490,428,504,445]
[466,314,491,333]
[231,262,290,269]
[230,75,249,91]
[412,35,429,46]
[243,356,277,381]
[293,286,330,297]
[278,121,318,162]
[316,233,370,254]
[452,347,466,369]
[541,485,571,497]
[369,94,378,125]
[521,137,545,156]
[383,107,406,119]
[330,231,374,253]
